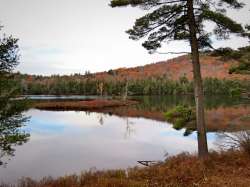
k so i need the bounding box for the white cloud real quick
[0,0,249,75]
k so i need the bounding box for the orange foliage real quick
[33,99,138,111]
[93,55,250,81]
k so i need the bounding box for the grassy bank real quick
[2,150,250,187]
[32,99,138,111]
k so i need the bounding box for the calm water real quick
[23,95,110,100]
[0,96,249,183]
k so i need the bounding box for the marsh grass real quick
[217,131,250,156]
[32,99,138,111]
[1,150,250,187]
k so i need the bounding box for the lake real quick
[0,95,249,184]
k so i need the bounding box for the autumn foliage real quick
[94,55,250,81]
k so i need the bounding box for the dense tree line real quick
[14,74,250,97]
[13,46,250,97]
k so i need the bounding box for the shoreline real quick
[32,99,138,111]
[32,100,250,132]
[1,150,250,187]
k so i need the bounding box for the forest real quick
[13,75,249,97]
[12,46,250,97]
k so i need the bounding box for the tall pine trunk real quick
[187,0,208,157]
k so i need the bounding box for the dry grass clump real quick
[1,150,250,187]
[217,131,250,156]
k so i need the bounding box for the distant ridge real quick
[93,55,249,81]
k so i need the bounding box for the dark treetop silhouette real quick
[110,0,249,157]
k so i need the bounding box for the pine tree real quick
[110,0,248,157]
[0,26,29,166]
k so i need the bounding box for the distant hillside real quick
[93,54,249,81]
[14,47,250,96]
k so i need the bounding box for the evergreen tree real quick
[0,26,29,166]
[110,0,248,157]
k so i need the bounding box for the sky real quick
[0,0,249,75]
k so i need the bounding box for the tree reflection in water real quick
[0,26,30,166]
[124,117,135,139]
[0,97,30,166]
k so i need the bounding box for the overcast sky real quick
[0,0,249,75]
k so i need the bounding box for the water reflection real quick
[0,100,30,166]
[0,109,216,183]
[133,95,250,112]
[0,95,250,183]
[103,96,250,133]
[123,117,135,139]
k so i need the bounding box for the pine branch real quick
[110,0,186,8]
